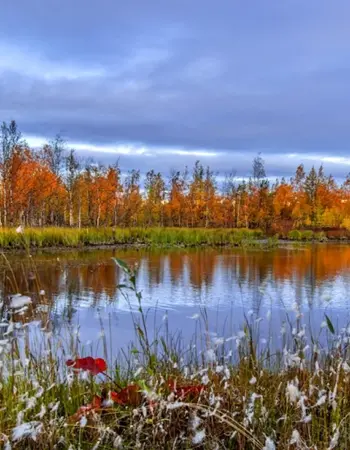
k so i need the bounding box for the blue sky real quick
[1,0,350,178]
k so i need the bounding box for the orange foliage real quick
[2,121,350,230]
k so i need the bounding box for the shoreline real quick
[1,238,350,254]
[1,226,350,252]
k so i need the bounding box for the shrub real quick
[314,231,327,242]
[300,230,314,241]
[288,229,301,240]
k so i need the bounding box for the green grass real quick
[1,258,350,448]
[0,227,264,249]
[287,229,327,242]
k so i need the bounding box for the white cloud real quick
[0,43,106,80]
[286,153,350,166]
[25,135,218,158]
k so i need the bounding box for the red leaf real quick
[94,358,108,373]
[69,395,102,423]
[176,385,204,398]
[168,378,205,399]
[111,384,141,406]
[91,395,102,409]
[66,357,107,375]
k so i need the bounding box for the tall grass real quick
[0,227,264,249]
[287,229,327,241]
[1,258,350,448]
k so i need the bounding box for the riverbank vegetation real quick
[2,120,350,236]
[0,225,347,250]
[0,227,267,249]
[1,259,350,448]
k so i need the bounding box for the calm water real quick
[3,244,350,355]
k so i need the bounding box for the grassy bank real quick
[2,226,350,251]
[287,229,327,241]
[284,229,350,242]
[1,259,350,449]
[0,227,265,250]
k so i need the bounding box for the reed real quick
[287,229,327,241]
[0,227,264,249]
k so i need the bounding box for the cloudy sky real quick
[1,0,350,179]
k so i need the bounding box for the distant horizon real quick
[22,132,350,182]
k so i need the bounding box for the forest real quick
[1,120,350,233]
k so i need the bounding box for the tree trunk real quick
[97,203,100,228]
[3,180,7,227]
[78,198,81,229]
[69,191,74,227]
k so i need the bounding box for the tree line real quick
[2,120,350,231]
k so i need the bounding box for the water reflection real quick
[2,244,350,355]
[0,244,349,317]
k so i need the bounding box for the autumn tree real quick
[122,169,142,227]
[2,120,350,232]
[222,171,237,228]
[0,120,23,226]
[166,168,188,227]
[144,170,166,226]
[253,153,266,184]
[105,165,122,227]
[42,134,66,178]
[65,150,80,226]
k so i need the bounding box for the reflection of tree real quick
[187,249,216,290]
[148,253,165,287]
[1,245,350,327]
[168,251,185,284]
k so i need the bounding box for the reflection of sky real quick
[52,258,350,314]
[5,245,350,358]
[28,302,350,361]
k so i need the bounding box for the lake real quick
[2,243,350,357]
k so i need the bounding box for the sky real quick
[1,0,350,180]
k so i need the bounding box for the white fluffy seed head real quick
[80,416,87,428]
[286,382,300,403]
[290,429,301,445]
[192,429,206,445]
[263,437,276,450]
